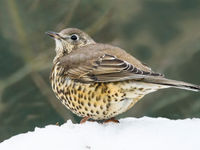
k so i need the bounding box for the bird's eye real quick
[70,34,79,41]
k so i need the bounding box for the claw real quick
[103,117,119,123]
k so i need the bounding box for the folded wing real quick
[59,44,163,82]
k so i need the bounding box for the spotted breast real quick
[50,63,161,120]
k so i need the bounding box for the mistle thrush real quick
[46,28,200,123]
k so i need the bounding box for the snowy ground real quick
[1,117,200,150]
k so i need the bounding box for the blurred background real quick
[0,0,200,142]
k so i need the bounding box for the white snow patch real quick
[1,117,200,150]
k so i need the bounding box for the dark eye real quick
[70,34,78,41]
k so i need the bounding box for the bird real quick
[46,28,200,123]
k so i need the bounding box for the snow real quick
[1,117,200,150]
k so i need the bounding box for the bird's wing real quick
[59,44,163,82]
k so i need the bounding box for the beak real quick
[45,31,60,39]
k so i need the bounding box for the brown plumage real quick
[46,28,200,123]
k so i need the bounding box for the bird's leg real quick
[80,116,90,124]
[103,117,119,123]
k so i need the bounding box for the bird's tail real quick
[143,77,200,92]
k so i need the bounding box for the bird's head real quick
[46,28,95,60]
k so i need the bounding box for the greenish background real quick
[0,0,200,142]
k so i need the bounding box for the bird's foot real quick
[103,117,119,123]
[80,117,119,124]
[80,116,90,124]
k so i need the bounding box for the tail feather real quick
[143,77,200,92]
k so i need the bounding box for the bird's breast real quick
[50,65,158,120]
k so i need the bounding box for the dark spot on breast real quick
[80,94,83,98]
[71,89,74,94]
[65,103,69,107]
[61,95,65,99]
[88,96,91,101]
[96,96,101,101]
[89,84,93,88]
[115,93,118,97]
[69,96,72,101]
[56,87,59,93]
[94,103,97,107]
[78,93,81,99]
[88,102,91,106]
[81,101,84,106]
[56,66,60,71]
[106,103,110,109]
[78,86,82,91]
[88,91,91,95]
[72,83,76,89]
[91,92,95,98]
[61,78,65,84]
[101,86,107,94]
[91,110,94,113]
[85,107,88,111]
[95,83,101,91]
[74,90,77,95]
[74,97,77,101]
[96,111,99,114]
[66,90,70,95]
[103,111,106,115]
[100,105,103,110]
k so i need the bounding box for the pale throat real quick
[55,39,63,51]
[53,39,71,64]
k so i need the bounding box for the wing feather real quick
[59,51,163,82]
